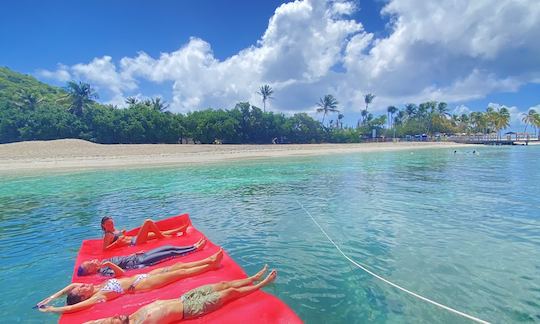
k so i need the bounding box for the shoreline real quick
[0,139,476,174]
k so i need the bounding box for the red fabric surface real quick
[59,214,301,323]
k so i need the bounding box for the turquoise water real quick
[1,146,539,323]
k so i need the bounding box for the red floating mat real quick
[59,213,302,324]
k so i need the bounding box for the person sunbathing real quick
[83,266,276,324]
[101,216,188,251]
[36,249,223,314]
[78,239,206,277]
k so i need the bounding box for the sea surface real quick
[1,146,539,323]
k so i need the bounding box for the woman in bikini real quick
[101,216,187,251]
[83,266,276,323]
[78,238,206,277]
[36,249,223,314]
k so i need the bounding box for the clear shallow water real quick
[1,146,539,323]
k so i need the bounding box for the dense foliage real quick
[1,67,538,144]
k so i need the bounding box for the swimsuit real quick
[128,274,149,292]
[107,231,136,246]
[180,285,221,319]
[107,231,121,243]
[99,245,197,276]
[100,279,124,294]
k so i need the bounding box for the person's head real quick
[77,259,101,276]
[66,284,94,305]
[101,216,115,233]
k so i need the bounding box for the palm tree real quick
[460,114,470,133]
[150,97,169,112]
[495,107,510,139]
[394,110,405,125]
[521,109,538,134]
[437,102,450,118]
[63,81,98,116]
[125,97,139,106]
[485,106,499,136]
[337,113,344,129]
[387,106,398,128]
[257,85,274,112]
[358,109,369,127]
[363,93,375,123]
[316,94,339,126]
[417,103,429,118]
[470,111,486,135]
[533,111,540,137]
[405,103,417,118]
[451,114,459,127]
[15,90,43,110]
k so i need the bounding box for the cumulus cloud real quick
[37,64,71,82]
[37,0,540,119]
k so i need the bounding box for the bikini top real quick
[100,279,124,294]
[106,231,121,243]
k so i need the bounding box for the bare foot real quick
[215,249,224,264]
[208,249,224,264]
[251,264,268,282]
[194,238,206,250]
[209,250,223,270]
[258,270,277,287]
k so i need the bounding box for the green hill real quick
[0,66,66,106]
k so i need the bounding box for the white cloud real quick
[37,64,71,82]
[452,105,471,116]
[36,0,540,121]
[529,104,540,113]
[72,56,137,99]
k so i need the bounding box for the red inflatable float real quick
[59,213,302,323]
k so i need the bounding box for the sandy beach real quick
[0,139,474,173]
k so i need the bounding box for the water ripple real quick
[1,147,539,323]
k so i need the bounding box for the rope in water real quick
[296,201,490,324]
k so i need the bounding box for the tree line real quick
[1,74,538,144]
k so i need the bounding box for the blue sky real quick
[2,0,539,131]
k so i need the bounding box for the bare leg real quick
[146,249,223,275]
[143,224,188,241]
[135,219,166,245]
[193,238,206,250]
[211,264,268,292]
[162,224,188,236]
[135,261,220,291]
[217,270,277,305]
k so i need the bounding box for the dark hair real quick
[119,315,130,324]
[101,216,112,232]
[77,265,86,276]
[66,292,84,305]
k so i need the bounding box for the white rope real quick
[296,201,490,324]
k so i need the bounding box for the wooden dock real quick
[450,138,539,146]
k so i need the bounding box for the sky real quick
[2,0,540,131]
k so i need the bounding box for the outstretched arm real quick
[37,283,79,307]
[39,296,100,314]
[100,262,125,277]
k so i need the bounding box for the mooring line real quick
[296,201,490,324]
